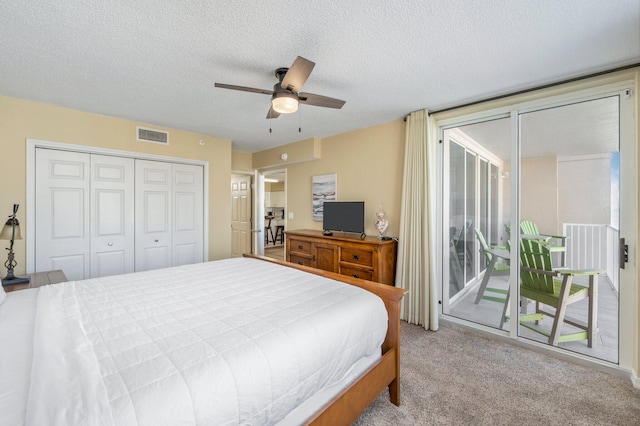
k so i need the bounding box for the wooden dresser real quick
[285,229,397,286]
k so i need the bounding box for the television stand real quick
[285,229,397,286]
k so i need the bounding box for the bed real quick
[0,254,406,425]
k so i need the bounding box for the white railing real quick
[563,223,619,293]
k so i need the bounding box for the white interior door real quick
[35,149,90,280]
[231,175,252,257]
[172,163,204,266]
[254,171,265,255]
[90,154,135,277]
[135,160,173,271]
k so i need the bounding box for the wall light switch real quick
[288,212,294,219]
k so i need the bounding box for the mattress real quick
[0,288,39,426]
[0,257,388,425]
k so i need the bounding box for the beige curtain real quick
[395,109,439,330]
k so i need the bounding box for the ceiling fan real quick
[215,56,346,119]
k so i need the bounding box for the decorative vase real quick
[374,204,389,239]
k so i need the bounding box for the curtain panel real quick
[396,109,438,330]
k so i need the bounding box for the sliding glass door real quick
[440,84,636,367]
[517,96,621,363]
[442,118,511,329]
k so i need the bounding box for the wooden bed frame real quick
[244,254,408,425]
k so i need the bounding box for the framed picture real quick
[312,173,337,221]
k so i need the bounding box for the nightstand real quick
[2,270,67,292]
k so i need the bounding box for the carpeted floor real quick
[353,322,640,425]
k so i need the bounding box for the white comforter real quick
[11,258,388,425]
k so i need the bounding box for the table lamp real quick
[0,204,30,285]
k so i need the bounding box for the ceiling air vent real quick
[136,126,169,145]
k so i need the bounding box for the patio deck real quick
[449,272,619,363]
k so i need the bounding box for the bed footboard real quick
[243,254,407,424]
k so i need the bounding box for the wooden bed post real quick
[383,296,403,405]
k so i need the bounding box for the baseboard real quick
[632,369,639,389]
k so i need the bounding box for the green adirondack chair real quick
[519,238,601,347]
[474,228,509,305]
[519,220,568,265]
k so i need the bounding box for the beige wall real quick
[254,119,405,238]
[266,182,285,192]
[252,137,321,169]
[519,155,612,234]
[0,95,233,270]
[521,157,559,234]
[231,150,253,171]
[558,155,612,226]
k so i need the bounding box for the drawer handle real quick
[107,242,113,246]
[297,261,303,265]
[352,273,360,278]
[298,244,303,250]
[352,254,360,260]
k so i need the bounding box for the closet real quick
[34,148,204,281]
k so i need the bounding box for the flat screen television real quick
[322,201,365,235]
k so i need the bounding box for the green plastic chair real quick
[519,220,567,265]
[474,228,509,305]
[519,238,601,347]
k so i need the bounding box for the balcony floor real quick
[449,273,619,363]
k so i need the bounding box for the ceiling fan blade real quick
[281,56,315,92]
[215,83,274,95]
[266,106,281,119]
[299,92,346,109]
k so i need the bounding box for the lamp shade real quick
[0,218,21,240]
[272,94,299,114]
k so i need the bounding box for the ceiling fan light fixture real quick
[272,93,299,114]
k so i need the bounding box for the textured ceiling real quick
[1,0,638,153]
[459,95,620,160]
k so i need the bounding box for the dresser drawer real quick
[340,265,373,281]
[285,230,397,286]
[289,239,313,255]
[340,247,374,267]
[289,254,312,267]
